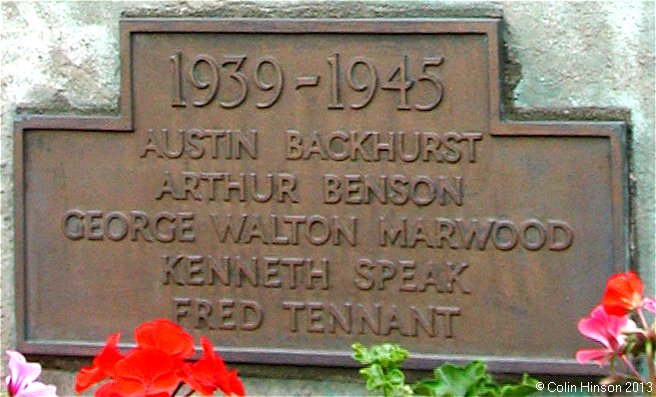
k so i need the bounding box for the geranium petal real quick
[183,337,241,397]
[114,349,151,381]
[111,378,146,397]
[603,290,632,316]
[576,348,611,366]
[627,271,645,296]
[200,337,227,373]
[75,333,124,393]
[14,381,57,397]
[621,319,643,339]
[134,319,194,359]
[603,271,644,316]
[606,314,630,344]
[226,370,245,397]
[644,298,656,314]
[114,348,182,395]
[95,382,122,397]
[183,338,223,396]
[74,366,105,393]
[6,351,42,393]
[94,333,124,375]
[150,369,181,393]
[578,306,613,347]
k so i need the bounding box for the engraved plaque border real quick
[14,18,629,375]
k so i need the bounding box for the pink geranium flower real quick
[5,350,57,397]
[576,305,632,366]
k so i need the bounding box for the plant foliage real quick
[352,343,539,397]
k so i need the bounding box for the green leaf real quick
[476,382,502,397]
[432,361,493,397]
[353,343,413,397]
[413,380,442,396]
[353,343,375,365]
[360,364,387,391]
[377,344,409,367]
[352,343,409,367]
[386,344,410,366]
[499,374,539,397]
[387,368,406,387]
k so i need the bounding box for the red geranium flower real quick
[75,333,124,393]
[75,319,245,396]
[181,337,245,396]
[602,271,645,316]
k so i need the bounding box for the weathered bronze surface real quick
[15,19,628,374]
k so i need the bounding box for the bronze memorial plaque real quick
[15,19,628,374]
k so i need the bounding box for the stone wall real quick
[1,1,654,395]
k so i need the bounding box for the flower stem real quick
[172,382,184,397]
[646,339,656,392]
[639,308,650,330]
[621,355,647,382]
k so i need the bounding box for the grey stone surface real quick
[1,1,654,395]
